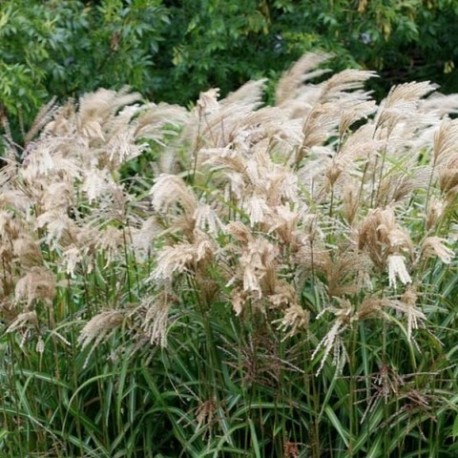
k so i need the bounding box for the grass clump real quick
[0,53,457,457]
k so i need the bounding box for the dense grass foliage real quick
[0,54,457,457]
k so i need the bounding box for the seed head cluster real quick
[0,54,456,374]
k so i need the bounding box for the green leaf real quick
[453,414,458,440]
[324,405,350,447]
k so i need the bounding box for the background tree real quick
[1,0,457,141]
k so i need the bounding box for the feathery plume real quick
[276,53,331,105]
[151,233,214,284]
[15,268,56,308]
[387,254,412,289]
[420,237,455,264]
[312,299,353,375]
[150,174,197,216]
[383,287,425,340]
[275,303,310,339]
[6,311,38,333]
[78,310,124,350]
[140,291,175,347]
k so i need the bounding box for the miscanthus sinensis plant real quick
[0,54,457,457]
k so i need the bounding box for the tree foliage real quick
[0,0,168,135]
[1,0,458,138]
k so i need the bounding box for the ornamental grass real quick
[0,53,457,457]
